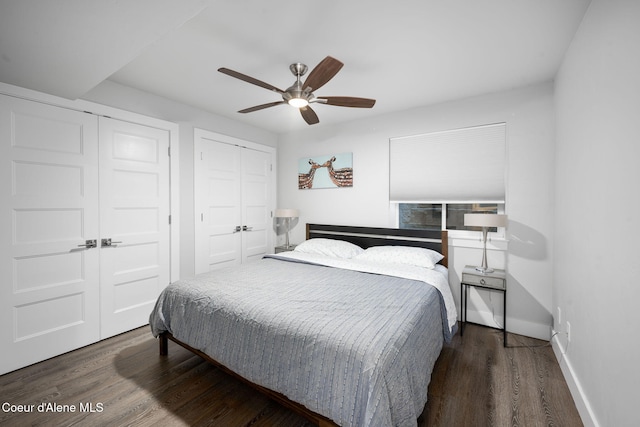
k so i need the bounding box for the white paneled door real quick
[194,130,274,274]
[98,117,170,338]
[195,138,242,271]
[241,147,271,263]
[0,97,101,374]
[0,95,172,375]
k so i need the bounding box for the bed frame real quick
[159,223,448,426]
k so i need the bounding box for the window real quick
[399,203,501,232]
[390,123,506,237]
[399,203,441,230]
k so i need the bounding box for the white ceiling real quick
[0,0,591,134]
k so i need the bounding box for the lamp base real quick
[475,266,495,274]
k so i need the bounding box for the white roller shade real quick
[389,123,506,202]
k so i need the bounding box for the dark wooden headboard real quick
[305,223,448,268]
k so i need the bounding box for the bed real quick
[150,224,457,426]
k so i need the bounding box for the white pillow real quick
[355,245,443,269]
[294,238,364,258]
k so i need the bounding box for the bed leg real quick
[159,333,168,356]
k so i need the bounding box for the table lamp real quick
[464,213,508,273]
[275,208,299,249]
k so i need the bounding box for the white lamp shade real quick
[275,208,299,218]
[464,213,508,228]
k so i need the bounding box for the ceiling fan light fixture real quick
[288,97,309,108]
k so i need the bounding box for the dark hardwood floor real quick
[0,323,582,426]
[423,324,583,427]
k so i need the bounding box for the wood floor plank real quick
[0,324,582,426]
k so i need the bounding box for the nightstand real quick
[460,265,507,346]
[275,245,296,254]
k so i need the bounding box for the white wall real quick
[553,1,640,426]
[83,81,278,279]
[278,81,556,340]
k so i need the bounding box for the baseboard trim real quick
[551,333,599,427]
[464,308,550,341]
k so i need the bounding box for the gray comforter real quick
[149,256,450,426]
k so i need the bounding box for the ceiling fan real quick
[218,56,376,125]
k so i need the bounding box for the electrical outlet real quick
[566,321,571,342]
[557,307,562,326]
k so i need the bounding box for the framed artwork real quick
[298,153,353,189]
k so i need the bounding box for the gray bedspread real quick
[149,256,448,426]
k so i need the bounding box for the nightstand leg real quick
[460,283,465,336]
[503,289,507,347]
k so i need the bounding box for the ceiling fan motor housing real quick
[284,63,313,106]
[283,83,313,106]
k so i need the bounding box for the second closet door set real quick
[194,129,275,274]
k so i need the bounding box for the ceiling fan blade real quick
[302,56,344,92]
[238,101,286,113]
[316,96,376,108]
[300,105,319,125]
[218,67,284,94]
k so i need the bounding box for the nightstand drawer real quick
[462,273,505,289]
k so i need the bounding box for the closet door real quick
[195,138,242,272]
[98,117,171,337]
[194,130,274,274]
[241,147,271,263]
[0,96,100,375]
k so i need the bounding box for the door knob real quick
[242,225,253,231]
[77,239,97,249]
[101,238,122,247]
